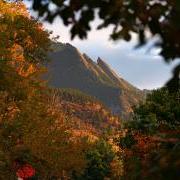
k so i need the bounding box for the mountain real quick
[45,42,144,119]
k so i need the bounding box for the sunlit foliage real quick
[0,1,87,178]
[0,2,123,179]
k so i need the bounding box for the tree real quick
[0,1,87,178]
[74,139,121,180]
[119,88,180,179]
[0,1,50,64]
[131,88,180,130]
[29,0,180,91]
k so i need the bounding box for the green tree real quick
[74,139,116,180]
[132,88,180,131]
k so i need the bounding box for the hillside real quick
[49,88,120,136]
[45,42,144,118]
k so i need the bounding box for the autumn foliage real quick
[1,1,179,179]
[0,1,122,179]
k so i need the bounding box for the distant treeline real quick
[50,88,104,105]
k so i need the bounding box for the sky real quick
[26,2,179,90]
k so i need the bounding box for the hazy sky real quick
[26,2,179,90]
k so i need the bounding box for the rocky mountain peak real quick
[46,42,144,118]
[97,57,122,85]
[97,57,106,64]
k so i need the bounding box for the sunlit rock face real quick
[45,42,144,119]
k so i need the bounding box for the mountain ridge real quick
[45,42,144,119]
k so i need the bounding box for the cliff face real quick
[45,42,144,119]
